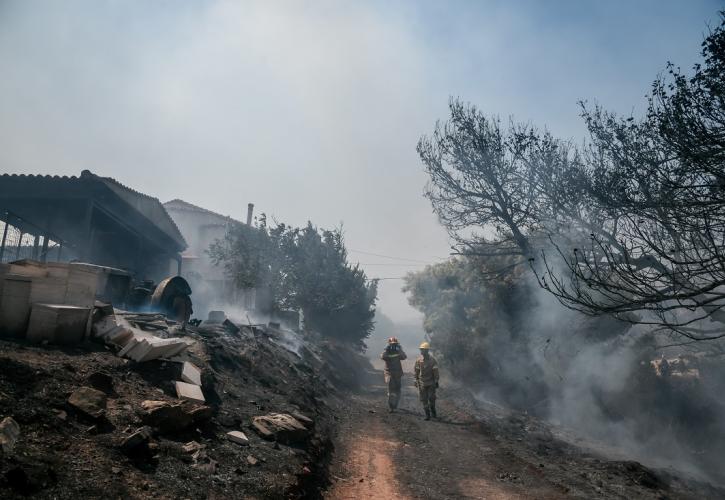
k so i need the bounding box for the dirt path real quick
[324,371,725,500]
[325,377,565,500]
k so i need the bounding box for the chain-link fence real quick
[0,210,65,264]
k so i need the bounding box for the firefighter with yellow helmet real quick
[380,337,407,412]
[414,341,439,420]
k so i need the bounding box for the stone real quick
[120,426,152,454]
[0,417,20,453]
[180,361,202,386]
[175,381,205,403]
[140,400,193,433]
[87,371,114,394]
[67,387,107,419]
[246,455,259,466]
[187,405,213,423]
[226,431,249,446]
[251,413,311,444]
[182,441,204,454]
[291,411,314,428]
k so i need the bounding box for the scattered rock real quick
[192,450,217,474]
[227,431,249,446]
[0,417,20,453]
[87,371,114,394]
[247,455,259,466]
[56,410,67,421]
[251,413,311,444]
[120,426,153,454]
[187,404,213,423]
[139,400,212,434]
[67,387,107,419]
[140,400,192,433]
[4,465,56,495]
[182,441,204,454]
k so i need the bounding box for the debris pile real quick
[0,301,370,498]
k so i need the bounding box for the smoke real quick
[404,257,725,484]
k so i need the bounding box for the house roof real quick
[0,170,187,250]
[164,198,243,226]
[83,171,186,248]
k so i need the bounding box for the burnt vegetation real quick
[418,15,725,341]
[408,13,725,484]
[209,215,378,348]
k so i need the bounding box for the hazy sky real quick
[0,0,721,322]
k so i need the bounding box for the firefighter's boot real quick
[431,404,437,419]
[424,408,431,421]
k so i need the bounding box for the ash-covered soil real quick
[0,327,364,499]
[326,372,725,500]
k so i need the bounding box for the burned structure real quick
[164,199,263,317]
[0,170,186,281]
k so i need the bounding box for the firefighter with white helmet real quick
[414,341,439,420]
[380,336,407,412]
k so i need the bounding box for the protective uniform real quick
[381,337,407,411]
[414,342,439,420]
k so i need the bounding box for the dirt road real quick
[324,372,724,500]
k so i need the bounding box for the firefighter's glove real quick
[435,382,439,389]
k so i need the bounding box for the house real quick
[163,199,261,316]
[0,170,186,282]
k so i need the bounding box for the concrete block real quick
[207,310,226,323]
[181,362,202,386]
[175,381,205,403]
[0,275,32,338]
[26,303,91,344]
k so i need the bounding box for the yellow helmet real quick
[419,341,431,350]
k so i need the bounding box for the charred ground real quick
[0,324,366,499]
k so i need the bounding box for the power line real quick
[358,263,425,267]
[348,248,438,264]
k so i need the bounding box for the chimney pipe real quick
[246,203,254,225]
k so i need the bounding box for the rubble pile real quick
[0,302,368,499]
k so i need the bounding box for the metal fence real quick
[0,210,65,264]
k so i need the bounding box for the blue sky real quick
[0,0,721,321]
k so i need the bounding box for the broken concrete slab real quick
[67,387,107,419]
[251,413,311,444]
[0,417,20,454]
[175,381,205,403]
[226,431,249,446]
[180,361,201,386]
[26,303,91,344]
[133,337,188,362]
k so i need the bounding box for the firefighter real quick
[380,337,407,412]
[414,341,439,420]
